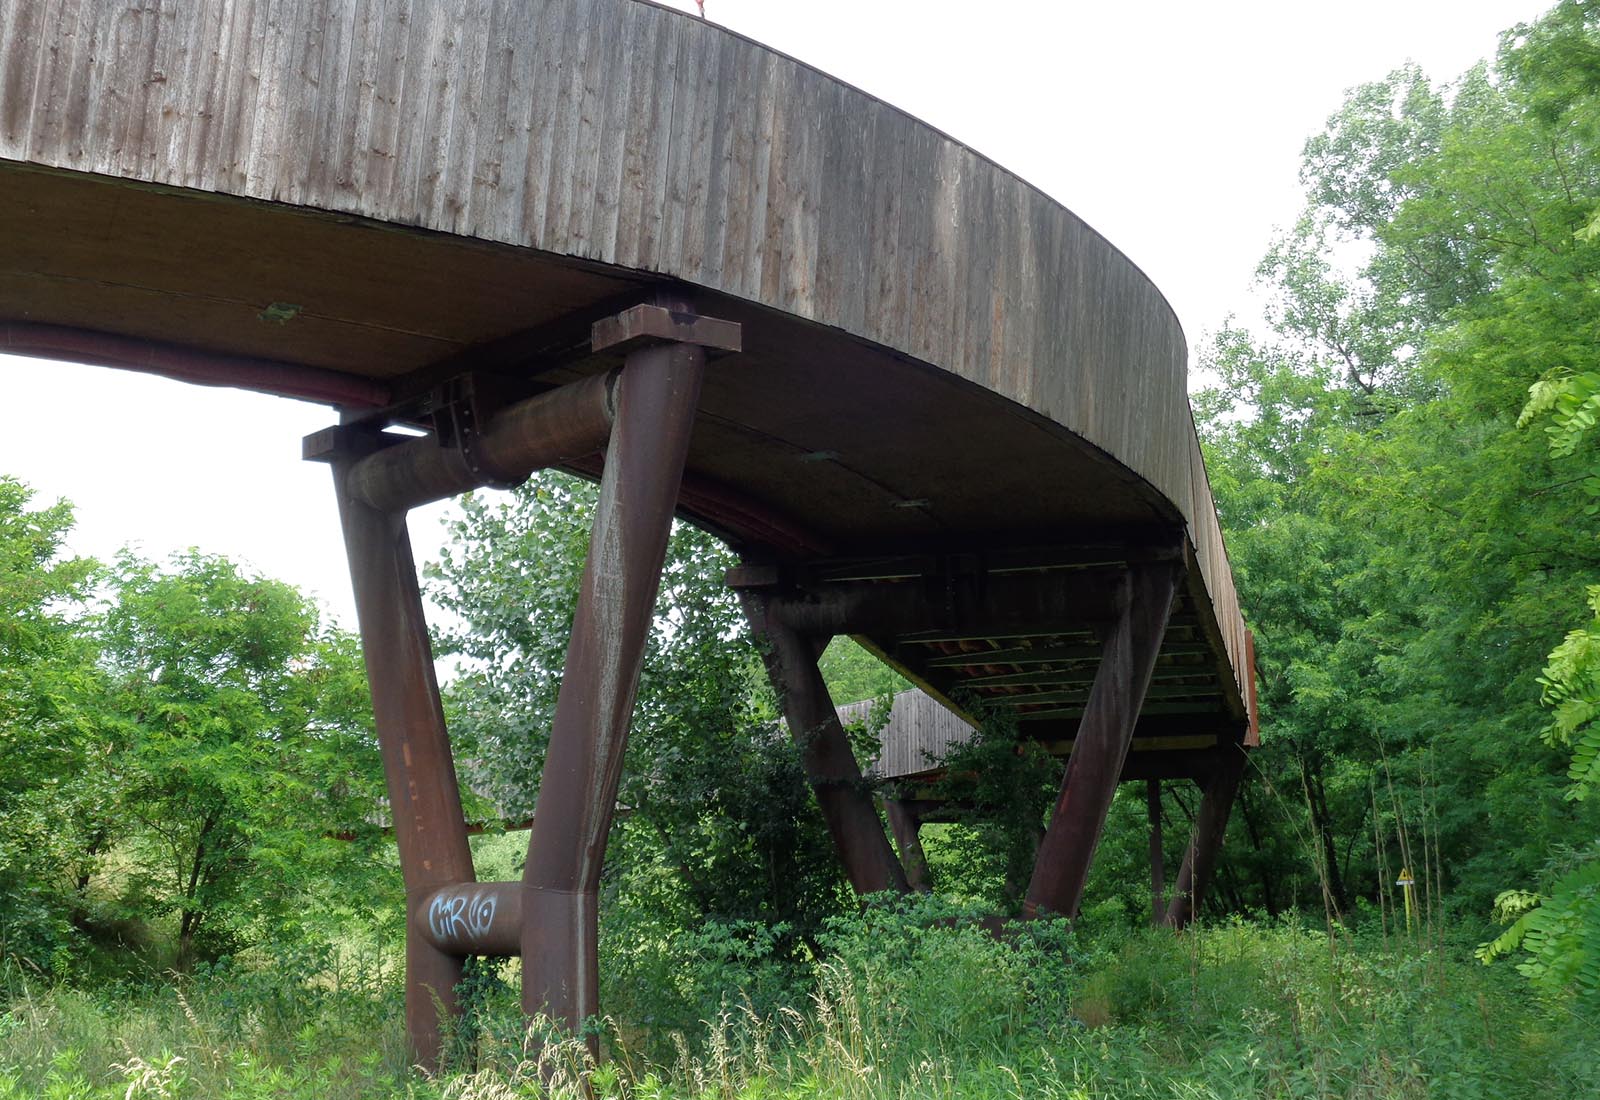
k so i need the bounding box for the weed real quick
[1,910,1593,1099]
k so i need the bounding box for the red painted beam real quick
[1,321,392,408]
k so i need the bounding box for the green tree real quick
[101,551,384,964]
[427,473,850,963]
[1190,1,1600,940]
[818,638,909,705]
[1479,0,1600,982]
[0,477,104,969]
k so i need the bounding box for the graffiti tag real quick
[427,888,498,943]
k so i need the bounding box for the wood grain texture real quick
[0,0,1249,705]
[843,690,978,783]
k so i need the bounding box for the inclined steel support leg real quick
[1023,560,1182,919]
[520,338,706,1041]
[741,598,910,896]
[885,797,932,893]
[1164,742,1247,929]
[333,482,476,1068]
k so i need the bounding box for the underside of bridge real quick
[2,0,1258,1066]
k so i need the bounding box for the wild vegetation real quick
[4,899,1596,1099]
[3,2,1599,1096]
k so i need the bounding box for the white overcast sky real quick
[1,0,1553,630]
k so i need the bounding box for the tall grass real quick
[2,906,1594,1099]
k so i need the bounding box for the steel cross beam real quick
[747,566,1128,638]
[343,370,617,513]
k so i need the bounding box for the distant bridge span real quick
[1,0,1257,1063]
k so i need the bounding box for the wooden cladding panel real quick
[1184,425,1250,709]
[0,0,1247,705]
[0,0,1184,495]
[842,690,977,783]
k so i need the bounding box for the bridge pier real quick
[332,483,476,1064]
[1148,778,1167,925]
[519,328,706,1042]
[1023,559,1183,919]
[310,296,737,1066]
[731,546,1204,924]
[739,597,911,897]
[884,798,933,893]
[1163,742,1248,928]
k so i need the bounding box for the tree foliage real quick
[0,497,385,973]
[0,478,105,967]
[427,473,850,960]
[99,551,386,963]
[1190,0,1600,1000]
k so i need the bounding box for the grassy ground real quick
[1,909,1594,1099]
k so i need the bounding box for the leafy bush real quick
[4,914,1598,1099]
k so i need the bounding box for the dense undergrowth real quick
[2,900,1593,1100]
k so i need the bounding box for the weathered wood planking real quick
[0,0,1249,707]
[841,691,976,783]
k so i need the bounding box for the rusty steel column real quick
[1147,778,1166,925]
[741,597,910,897]
[885,798,932,893]
[520,336,707,1041]
[1164,743,1248,929]
[332,479,475,1067]
[1023,559,1182,920]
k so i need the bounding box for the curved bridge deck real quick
[1,0,1257,1063]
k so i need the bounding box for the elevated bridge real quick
[1,0,1257,1063]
